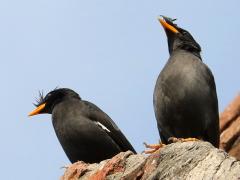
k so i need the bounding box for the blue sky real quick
[1,0,239,179]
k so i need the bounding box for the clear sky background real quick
[1,0,239,179]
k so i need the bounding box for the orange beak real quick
[158,17,179,34]
[28,103,46,116]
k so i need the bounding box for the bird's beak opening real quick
[158,17,179,34]
[28,103,46,116]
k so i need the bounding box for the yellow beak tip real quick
[28,103,46,117]
[158,17,179,34]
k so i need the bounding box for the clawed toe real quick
[168,137,200,143]
[143,142,166,154]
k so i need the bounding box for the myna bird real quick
[146,16,219,152]
[29,88,136,163]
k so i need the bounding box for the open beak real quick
[158,16,179,34]
[28,103,46,116]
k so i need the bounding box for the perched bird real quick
[29,88,136,163]
[153,16,219,148]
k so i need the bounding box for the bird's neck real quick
[172,48,202,60]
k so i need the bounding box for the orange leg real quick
[168,137,200,143]
[143,142,166,154]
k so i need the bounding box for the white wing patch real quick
[95,122,111,133]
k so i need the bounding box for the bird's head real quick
[28,88,81,116]
[158,16,201,56]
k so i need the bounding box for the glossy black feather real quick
[154,17,219,147]
[33,88,136,163]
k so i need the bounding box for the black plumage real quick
[29,88,136,163]
[154,16,219,147]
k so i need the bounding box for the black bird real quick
[29,88,136,163]
[153,16,219,147]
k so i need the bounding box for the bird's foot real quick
[168,137,199,143]
[143,142,166,154]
